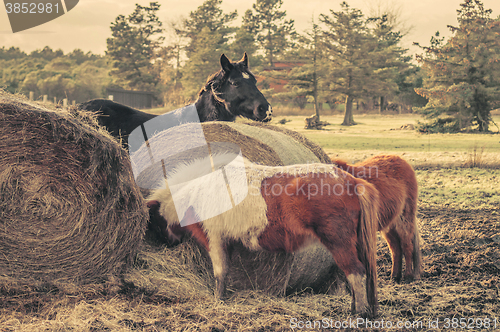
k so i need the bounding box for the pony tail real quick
[355,178,379,316]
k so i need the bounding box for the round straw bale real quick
[242,121,331,163]
[132,121,338,296]
[0,92,148,286]
[132,121,327,190]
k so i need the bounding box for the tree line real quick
[0,46,112,104]
[415,0,500,132]
[103,0,500,131]
[2,0,499,132]
[106,0,426,126]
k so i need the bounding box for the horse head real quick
[202,53,272,122]
[147,200,184,246]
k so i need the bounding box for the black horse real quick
[79,53,272,148]
[79,99,156,146]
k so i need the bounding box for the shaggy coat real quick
[148,158,379,316]
[333,155,421,281]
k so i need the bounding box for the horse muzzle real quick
[256,104,273,122]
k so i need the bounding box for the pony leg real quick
[400,207,421,281]
[346,273,368,315]
[410,222,423,280]
[382,227,403,282]
[320,239,369,315]
[207,238,228,299]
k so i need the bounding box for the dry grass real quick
[2,196,499,331]
[463,144,486,168]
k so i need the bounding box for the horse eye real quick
[229,80,238,86]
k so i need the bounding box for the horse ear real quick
[220,54,233,72]
[240,52,249,68]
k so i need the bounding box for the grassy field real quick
[150,104,500,167]
[271,112,500,208]
[2,112,500,331]
[265,113,500,168]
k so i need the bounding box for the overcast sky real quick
[1,0,500,59]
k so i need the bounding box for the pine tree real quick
[177,0,237,99]
[228,10,261,66]
[181,0,237,58]
[415,0,500,132]
[181,27,227,99]
[246,0,296,67]
[369,14,410,114]
[320,2,375,126]
[106,2,164,90]
[274,18,323,117]
[320,2,409,125]
[164,19,190,86]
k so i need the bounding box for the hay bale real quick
[132,121,330,191]
[131,121,338,296]
[243,122,331,163]
[0,92,148,286]
[222,122,321,165]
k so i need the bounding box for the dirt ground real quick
[1,168,499,331]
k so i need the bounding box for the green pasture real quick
[147,105,500,166]
[416,167,500,209]
[272,113,500,155]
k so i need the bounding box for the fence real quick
[26,92,76,108]
[24,88,154,110]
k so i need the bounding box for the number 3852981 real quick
[5,2,60,14]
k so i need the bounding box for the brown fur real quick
[258,172,379,316]
[150,161,379,317]
[333,155,422,281]
[142,122,341,297]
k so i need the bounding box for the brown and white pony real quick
[147,157,379,316]
[333,155,422,282]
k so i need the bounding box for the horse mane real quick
[198,70,226,98]
[332,159,353,174]
[196,69,233,121]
